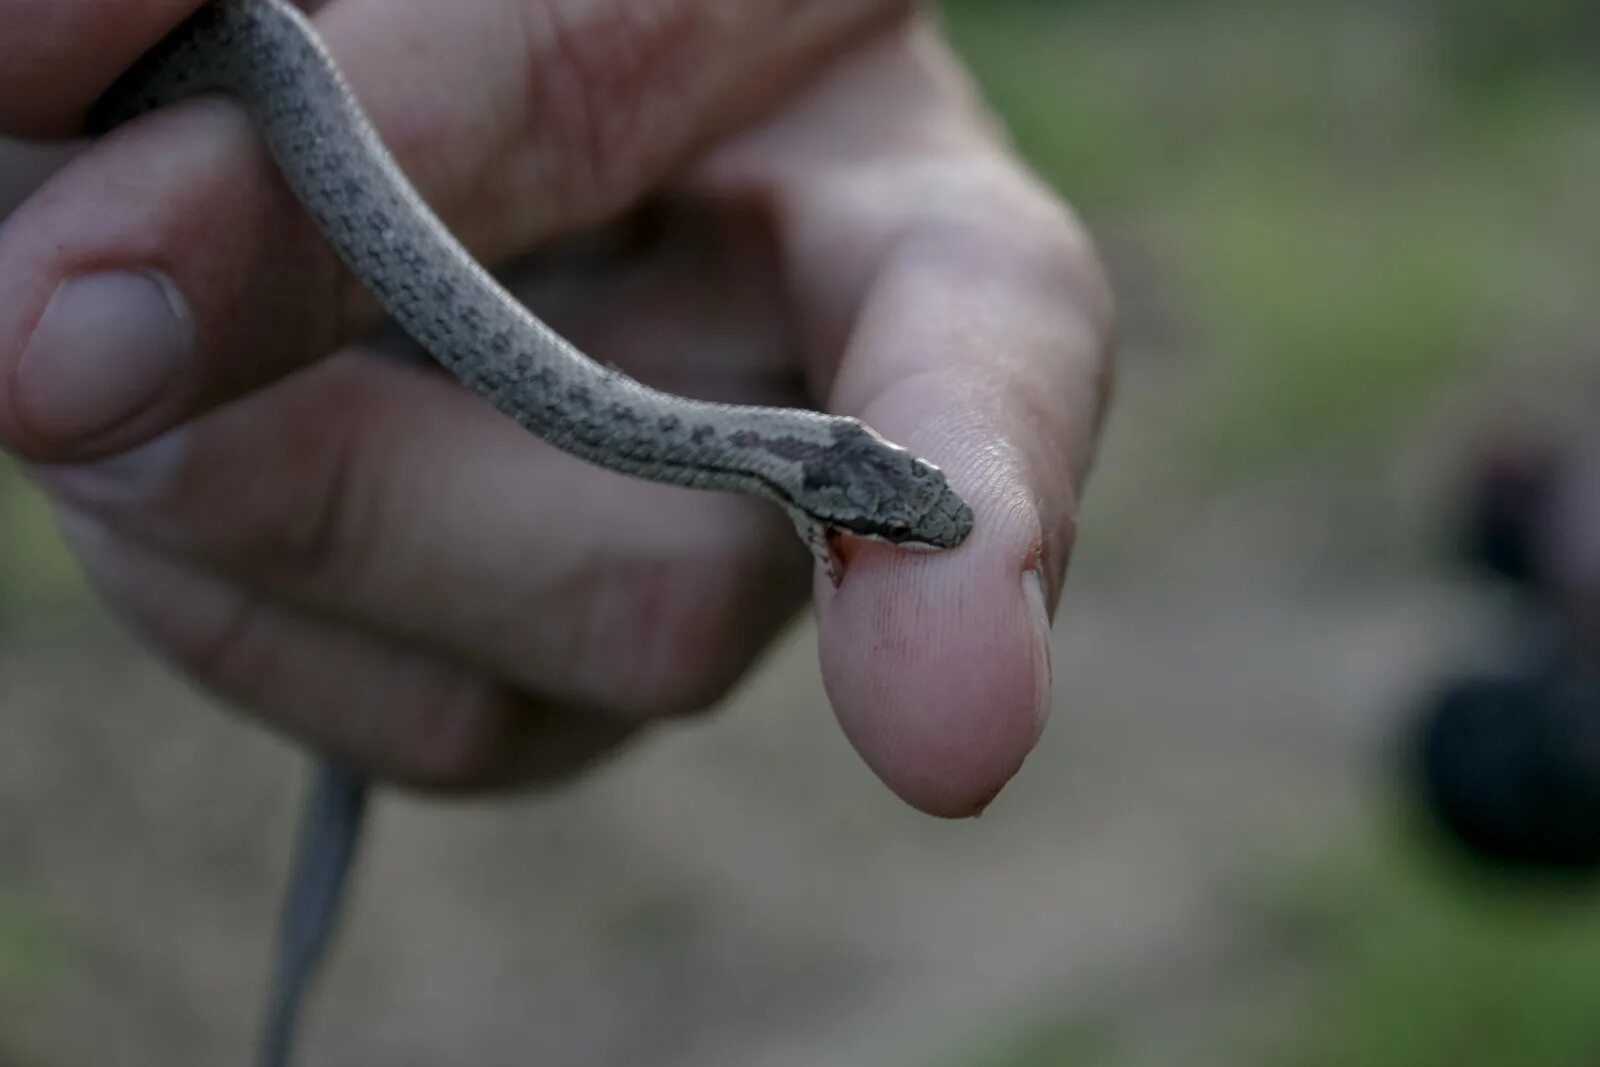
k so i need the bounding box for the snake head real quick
[791,422,975,560]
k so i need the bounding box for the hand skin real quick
[0,0,1113,818]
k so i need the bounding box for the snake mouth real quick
[827,509,960,550]
[826,519,953,552]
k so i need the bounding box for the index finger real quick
[822,212,1109,818]
[0,0,204,136]
[697,20,1113,817]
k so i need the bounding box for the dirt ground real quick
[0,480,1484,1067]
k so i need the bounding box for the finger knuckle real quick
[383,676,517,790]
[521,0,705,212]
[167,588,277,697]
[568,558,779,719]
[220,389,388,599]
[276,429,382,589]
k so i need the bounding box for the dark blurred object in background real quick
[1435,0,1600,87]
[1409,439,1600,873]
[1415,665,1600,872]
[1458,440,1558,588]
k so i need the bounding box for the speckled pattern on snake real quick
[88,1,974,1064]
[92,0,974,581]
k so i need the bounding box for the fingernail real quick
[16,271,192,442]
[1022,568,1054,745]
[34,428,189,507]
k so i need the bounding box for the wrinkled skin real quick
[0,0,1113,817]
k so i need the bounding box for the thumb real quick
[0,0,911,461]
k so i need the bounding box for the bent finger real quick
[36,347,810,719]
[55,505,641,790]
[0,0,913,462]
[699,19,1113,816]
[817,214,1109,818]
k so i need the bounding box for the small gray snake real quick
[89,0,974,1063]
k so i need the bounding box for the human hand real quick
[0,0,1112,817]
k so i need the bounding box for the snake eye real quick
[886,521,912,540]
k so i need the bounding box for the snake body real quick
[91,1,974,1064]
[93,0,974,572]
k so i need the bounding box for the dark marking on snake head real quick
[789,422,974,550]
[567,385,593,409]
[658,414,682,433]
[728,429,820,463]
[691,425,717,445]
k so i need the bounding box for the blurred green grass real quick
[937,1,1600,1064]
[0,469,83,626]
[944,0,1600,485]
[1248,831,1600,1067]
[945,815,1600,1067]
[0,892,68,1067]
[954,1015,1123,1067]
[0,889,68,1001]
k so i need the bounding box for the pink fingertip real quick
[817,508,1053,819]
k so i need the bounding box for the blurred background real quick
[7,0,1600,1063]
